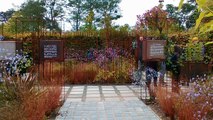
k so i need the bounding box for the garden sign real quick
[40,40,64,62]
[0,41,22,60]
[142,40,166,61]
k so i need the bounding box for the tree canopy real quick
[136,6,170,38]
[4,0,46,33]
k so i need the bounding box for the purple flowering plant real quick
[0,48,32,77]
[175,75,213,119]
[66,46,132,67]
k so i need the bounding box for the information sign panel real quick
[142,40,166,61]
[40,40,64,61]
[0,41,22,60]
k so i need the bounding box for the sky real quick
[0,0,181,28]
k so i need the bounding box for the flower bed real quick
[64,47,135,84]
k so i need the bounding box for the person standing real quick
[159,61,166,85]
[171,45,181,93]
[138,36,144,69]
[145,60,158,101]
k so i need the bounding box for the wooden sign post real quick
[39,39,65,100]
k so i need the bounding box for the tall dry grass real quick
[174,93,196,120]
[65,62,98,84]
[155,87,177,120]
[0,67,62,120]
[39,62,64,85]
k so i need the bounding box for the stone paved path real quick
[56,85,160,120]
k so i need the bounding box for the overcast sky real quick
[0,0,181,28]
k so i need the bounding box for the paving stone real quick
[104,97,121,101]
[87,87,99,91]
[102,89,114,91]
[66,98,82,102]
[115,86,130,90]
[99,117,107,120]
[89,115,98,120]
[106,116,115,120]
[120,93,136,97]
[80,107,91,111]
[71,89,84,92]
[102,91,116,94]
[114,117,125,120]
[72,87,84,89]
[68,95,83,98]
[85,97,101,102]
[101,86,114,90]
[131,116,144,120]
[116,88,130,91]
[72,86,85,88]
[140,116,159,120]
[86,94,100,97]
[86,91,100,94]
[87,88,99,91]
[119,90,133,93]
[101,86,113,87]
[87,86,99,88]
[70,91,84,94]
[97,107,105,111]
[103,93,118,97]
[123,97,139,101]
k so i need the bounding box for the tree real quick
[165,1,199,31]
[166,4,179,19]
[136,6,169,38]
[95,0,121,28]
[81,0,100,31]
[164,4,181,33]
[4,0,46,33]
[96,0,122,47]
[118,24,132,33]
[82,10,95,31]
[67,0,85,31]
[178,2,199,29]
[0,9,15,35]
[66,0,122,34]
[179,0,213,34]
[0,9,15,22]
[43,0,65,31]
